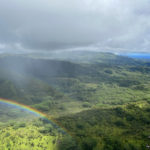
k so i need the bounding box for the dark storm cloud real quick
[0,0,150,53]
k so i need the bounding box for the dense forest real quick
[1,51,150,149]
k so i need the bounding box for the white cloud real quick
[0,44,6,49]
[0,0,150,53]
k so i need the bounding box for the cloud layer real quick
[0,0,150,53]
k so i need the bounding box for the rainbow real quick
[0,98,67,134]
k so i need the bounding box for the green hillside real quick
[0,52,150,149]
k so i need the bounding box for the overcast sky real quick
[0,0,150,53]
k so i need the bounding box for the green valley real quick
[0,52,150,149]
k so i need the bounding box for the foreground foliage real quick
[58,102,150,150]
[0,120,58,150]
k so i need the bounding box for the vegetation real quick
[0,120,58,150]
[1,52,150,149]
[57,101,150,150]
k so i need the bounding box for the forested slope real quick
[1,52,150,149]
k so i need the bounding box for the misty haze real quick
[0,0,150,150]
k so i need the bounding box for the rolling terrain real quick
[0,52,150,149]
